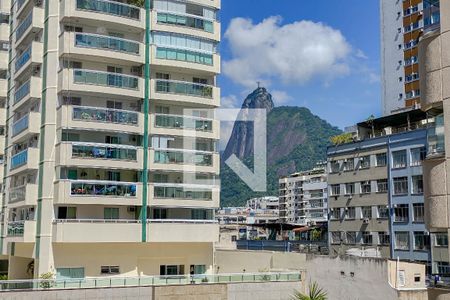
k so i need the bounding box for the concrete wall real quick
[0,281,302,300]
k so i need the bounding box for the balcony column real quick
[34,0,58,277]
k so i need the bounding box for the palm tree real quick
[291,282,327,300]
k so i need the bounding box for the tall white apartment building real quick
[3,0,221,279]
[278,166,327,226]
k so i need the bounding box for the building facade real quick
[278,166,327,226]
[327,111,431,264]
[381,0,440,115]
[2,0,221,279]
[419,0,450,278]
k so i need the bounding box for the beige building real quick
[419,0,450,278]
[2,0,221,279]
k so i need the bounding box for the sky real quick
[218,0,382,132]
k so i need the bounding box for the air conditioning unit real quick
[127,206,136,213]
[363,218,370,224]
[33,65,41,76]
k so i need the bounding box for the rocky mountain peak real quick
[241,87,275,112]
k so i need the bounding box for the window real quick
[160,265,184,276]
[330,208,341,220]
[361,206,372,219]
[330,184,340,196]
[377,205,389,219]
[104,207,119,220]
[189,265,206,275]
[414,232,430,251]
[435,233,449,247]
[359,156,370,169]
[412,176,423,194]
[56,268,85,280]
[343,159,354,171]
[360,181,371,194]
[331,232,342,244]
[394,204,409,222]
[345,183,355,195]
[330,161,340,173]
[413,203,424,222]
[153,208,167,219]
[345,232,357,244]
[410,147,426,166]
[393,177,408,195]
[57,207,77,219]
[346,207,355,219]
[376,153,387,167]
[392,150,407,168]
[395,232,410,250]
[101,266,120,274]
[362,232,372,245]
[377,179,388,193]
[378,232,390,245]
[62,96,82,106]
[435,262,450,275]
[107,101,123,110]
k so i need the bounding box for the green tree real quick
[291,282,327,300]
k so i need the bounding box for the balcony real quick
[58,105,143,134]
[60,0,144,31]
[14,42,43,78]
[52,219,141,242]
[8,184,38,207]
[56,142,142,170]
[149,183,219,208]
[427,115,445,158]
[11,112,40,143]
[59,32,144,65]
[151,113,219,139]
[58,68,143,99]
[13,77,42,109]
[15,8,44,46]
[0,79,6,98]
[150,148,219,173]
[54,180,142,206]
[6,220,36,242]
[151,78,220,107]
[9,147,39,176]
[147,219,219,243]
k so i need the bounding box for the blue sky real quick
[218,0,381,130]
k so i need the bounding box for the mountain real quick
[220,87,342,207]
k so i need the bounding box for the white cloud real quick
[221,94,239,108]
[223,16,352,88]
[271,90,292,105]
[355,49,368,59]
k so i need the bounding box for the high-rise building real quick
[3,0,221,279]
[278,165,328,226]
[380,0,439,116]
[0,1,9,194]
[419,0,450,279]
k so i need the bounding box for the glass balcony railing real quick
[72,106,139,125]
[428,114,445,157]
[75,33,140,54]
[9,185,27,203]
[76,0,140,20]
[154,114,212,132]
[154,149,213,166]
[16,11,32,41]
[156,47,213,66]
[12,114,29,136]
[17,0,27,12]
[11,149,28,169]
[70,180,137,197]
[157,12,214,33]
[71,142,137,161]
[7,221,25,236]
[15,46,31,73]
[73,69,139,90]
[155,79,213,98]
[153,184,212,200]
[14,80,30,104]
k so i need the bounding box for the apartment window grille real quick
[377,205,389,219]
[395,232,410,250]
[413,203,424,222]
[330,161,340,173]
[378,232,390,245]
[360,181,371,194]
[435,262,450,276]
[393,177,408,195]
[345,183,355,195]
[376,153,387,167]
[346,207,355,219]
[345,232,357,244]
[359,156,370,169]
[414,232,430,251]
[343,159,354,171]
[101,266,120,274]
[392,150,407,168]
[330,184,340,196]
[410,147,426,166]
[376,179,388,193]
[435,233,449,247]
[361,206,372,219]
[330,208,340,220]
[412,175,423,194]
[394,204,409,222]
[331,232,342,244]
[362,232,372,245]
